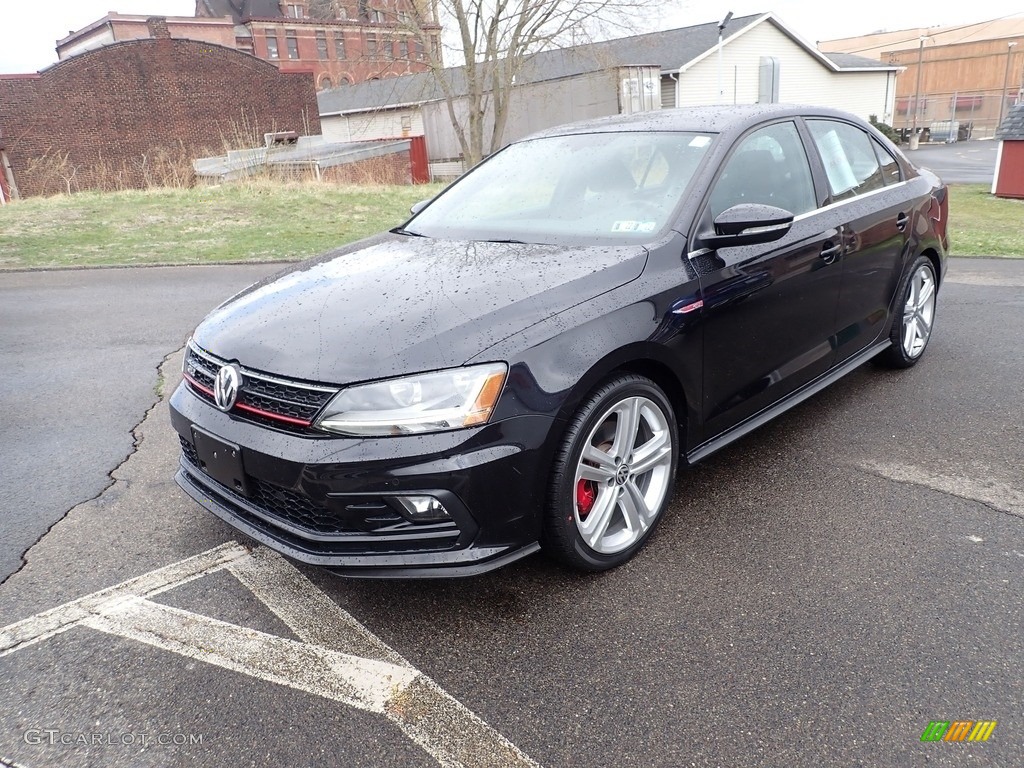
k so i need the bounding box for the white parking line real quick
[0,544,540,768]
[229,547,540,768]
[83,595,419,713]
[0,542,249,657]
[228,546,408,666]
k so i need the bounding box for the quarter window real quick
[709,121,817,218]
[807,120,885,199]
[871,137,902,185]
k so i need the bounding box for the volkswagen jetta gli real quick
[171,105,948,577]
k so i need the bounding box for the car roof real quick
[523,104,866,140]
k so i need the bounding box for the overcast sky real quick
[1,1,1022,73]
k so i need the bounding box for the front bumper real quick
[169,381,555,577]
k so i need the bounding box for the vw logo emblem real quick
[615,464,630,485]
[213,364,242,412]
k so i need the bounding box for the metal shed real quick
[993,104,1024,199]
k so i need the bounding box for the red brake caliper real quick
[576,479,597,518]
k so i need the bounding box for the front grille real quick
[183,341,338,431]
[178,436,459,549]
[248,476,345,534]
[179,435,331,529]
[180,437,200,466]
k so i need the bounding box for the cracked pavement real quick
[0,258,1021,767]
[0,264,284,583]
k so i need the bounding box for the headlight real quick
[314,363,508,436]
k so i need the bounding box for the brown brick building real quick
[56,0,442,91]
[0,20,319,197]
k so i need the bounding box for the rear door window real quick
[807,120,885,200]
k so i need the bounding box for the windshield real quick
[403,131,714,245]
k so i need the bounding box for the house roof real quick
[319,14,761,115]
[198,1,283,24]
[820,16,1024,59]
[996,104,1024,140]
[820,52,894,69]
[318,13,898,116]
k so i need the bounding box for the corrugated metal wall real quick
[420,69,624,164]
[320,108,425,144]
[617,66,661,114]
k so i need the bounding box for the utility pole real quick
[718,11,733,102]
[997,41,1019,132]
[911,35,927,138]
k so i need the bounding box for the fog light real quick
[393,495,451,523]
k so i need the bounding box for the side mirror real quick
[409,199,430,215]
[702,204,794,249]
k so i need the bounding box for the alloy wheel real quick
[572,396,674,554]
[902,264,936,358]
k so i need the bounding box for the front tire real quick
[543,374,678,571]
[878,255,938,369]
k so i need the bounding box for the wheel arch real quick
[549,343,697,447]
[920,247,942,287]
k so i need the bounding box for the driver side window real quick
[709,121,817,219]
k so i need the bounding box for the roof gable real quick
[996,104,1024,140]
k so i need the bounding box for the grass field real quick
[0,182,1019,269]
[0,182,444,270]
[947,184,1023,257]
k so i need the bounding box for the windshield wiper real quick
[392,227,425,237]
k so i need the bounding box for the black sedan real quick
[170,104,949,577]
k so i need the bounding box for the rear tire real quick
[543,374,678,571]
[878,255,938,369]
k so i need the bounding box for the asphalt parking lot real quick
[906,139,999,184]
[1,259,1022,767]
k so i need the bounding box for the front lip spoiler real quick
[175,466,541,579]
[327,543,542,579]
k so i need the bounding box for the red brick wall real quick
[247,19,440,89]
[0,38,320,196]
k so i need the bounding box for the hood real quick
[193,233,647,384]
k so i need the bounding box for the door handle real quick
[896,212,909,232]
[820,242,842,264]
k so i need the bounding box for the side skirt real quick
[686,339,891,464]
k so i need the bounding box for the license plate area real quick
[191,427,249,497]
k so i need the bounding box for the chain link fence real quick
[893,88,1023,141]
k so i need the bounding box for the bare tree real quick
[401,0,659,167]
[308,0,346,19]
